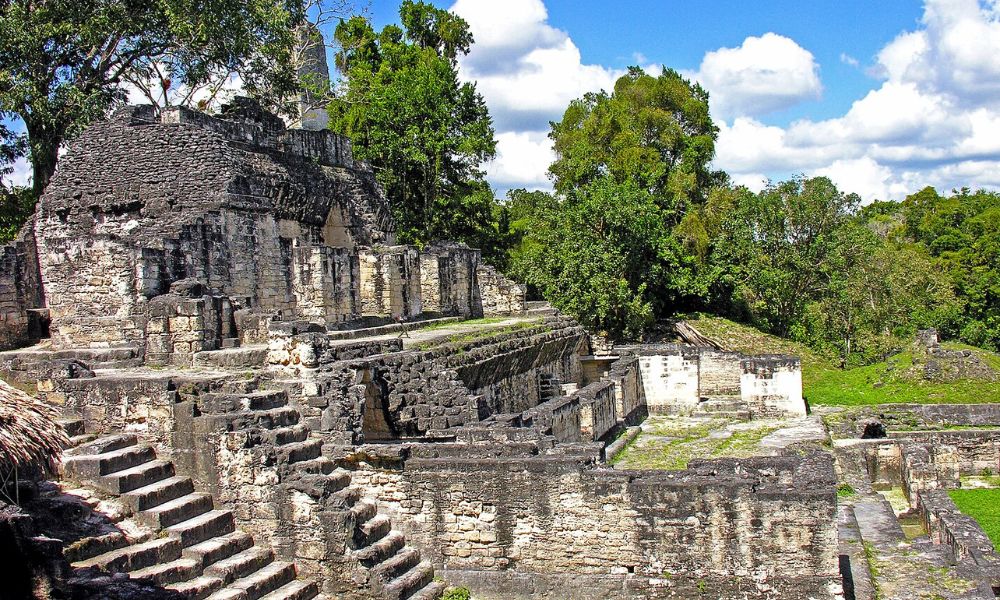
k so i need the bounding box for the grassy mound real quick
[948,489,1000,551]
[685,315,1000,406]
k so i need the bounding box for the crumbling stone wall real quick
[740,356,805,417]
[420,244,480,317]
[622,345,805,416]
[477,264,526,316]
[0,224,44,349]
[349,445,839,600]
[267,317,588,443]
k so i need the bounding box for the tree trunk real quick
[26,121,61,199]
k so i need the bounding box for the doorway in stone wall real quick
[359,368,397,441]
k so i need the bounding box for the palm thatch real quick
[0,379,68,472]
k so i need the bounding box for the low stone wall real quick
[605,355,645,425]
[520,395,582,442]
[631,346,700,413]
[890,430,1000,476]
[575,380,617,441]
[477,264,526,316]
[740,356,805,417]
[621,345,805,417]
[347,446,839,600]
[918,490,1000,581]
[0,224,44,350]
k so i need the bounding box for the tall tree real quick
[708,176,861,337]
[548,66,719,216]
[329,1,497,246]
[0,0,320,197]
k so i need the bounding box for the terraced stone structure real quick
[0,102,839,600]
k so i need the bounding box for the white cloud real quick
[713,0,1000,202]
[450,0,622,190]
[840,53,860,68]
[3,156,31,189]
[688,33,822,120]
[486,130,555,191]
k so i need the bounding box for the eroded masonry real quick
[0,101,840,600]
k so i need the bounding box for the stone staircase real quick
[58,380,447,600]
[61,433,325,600]
[349,495,445,600]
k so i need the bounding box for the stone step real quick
[355,530,406,567]
[97,459,175,494]
[334,485,363,507]
[123,475,195,512]
[372,547,421,583]
[193,345,269,369]
[278,439,322,464]
[63,444,155,479]
[350,499,378,524]
[234,407,301,430]
[167,574,227,600]
[139,492,214,528]
[65,434,138,457]
[203,390,290,413]
[356,514,391,547]
[268,425,309,446]
[382,560,435,600]
[207,561,296,600]
[66,433,98,448]
[73,535,181,573]
[408,581,447,600]
[205,547,274,584]
[64,530,129,563]
[129,556,201,586]
[183,531,256,568]
[166,509,236,547]
[290,457,335,475]
[257,579,320,600]
[57,417,86,438]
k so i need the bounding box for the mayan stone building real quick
[0,100,838,600]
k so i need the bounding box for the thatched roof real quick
[0,379,68,471]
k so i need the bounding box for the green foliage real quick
[548,66,719,215]
[0,187,36,243]
[0,0,311,199]
[329,3,499,248]
[511,179,710,340]
[441,587,471,600]
[948,489,1000,551]
[899,187,1000,351]
[686,314,1000,406]
[702,176,959,366]
[837,483,856,498]
[507,68,719,339]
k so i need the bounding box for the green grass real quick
[948,489,1000,550]
[414,320,545,351]
[415,317,508,332]
[686,315,1000,406]
[612,418,779,470]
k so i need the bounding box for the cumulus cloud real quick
[485,130,555,191]
[3,156,31,189]
[688,33,822,120]
[714,0,1000,202]
[449,0,623,191]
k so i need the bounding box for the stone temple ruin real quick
[0,100,845,600]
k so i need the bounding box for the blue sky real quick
[7,1,1000,203]
[365,0,1000,202]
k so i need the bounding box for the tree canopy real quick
[329,1,498,247]
[548,66,719,215]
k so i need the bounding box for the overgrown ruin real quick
[0,100,921,600]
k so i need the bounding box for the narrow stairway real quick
[61,433,325,600]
